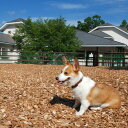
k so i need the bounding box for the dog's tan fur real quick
[87,83,121,109]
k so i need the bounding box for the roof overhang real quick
[81,44,127,47]
[0,21,23,31]
[0,41,15,45]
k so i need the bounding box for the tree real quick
[120,20,128,31]
[77,15,105,32]
[13,17,81,52]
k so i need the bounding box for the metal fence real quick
[0,51,128,68]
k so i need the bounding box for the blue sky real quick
[0,0,128,26]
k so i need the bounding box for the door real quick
[86,51,98,66]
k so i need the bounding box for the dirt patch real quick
[0,64,127,128]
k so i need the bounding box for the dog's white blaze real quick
[58,65,69,81]
[63,65,69,72]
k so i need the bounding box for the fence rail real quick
[0,51,128,68]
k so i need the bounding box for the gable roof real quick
[0,18,23,31]
[89,23,128,35]
[90,30,112,38]
[76,30,126,47]
[0,33,15,45]
[101,23,128,32]
[6,18,24,23]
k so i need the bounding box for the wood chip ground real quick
[0,64,127,128]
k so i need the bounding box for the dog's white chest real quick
[72,77,95,101]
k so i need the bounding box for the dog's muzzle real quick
[56,77,70,85]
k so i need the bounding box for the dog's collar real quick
[71,77,83,89]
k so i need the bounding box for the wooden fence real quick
[0,51,128,68]
[86,52,128,67]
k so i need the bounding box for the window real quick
[0,48,7,56]
[8,31,11,34]
[0,48,9,59]
[104,37,114,40]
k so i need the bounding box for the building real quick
[0,18,24,36]
[78,23,128,66]
[0,18,23,63]
[0,19,128,65]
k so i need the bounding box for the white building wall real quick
[8,49,19,63]
[3,25,17,36]
[0,44,19,63]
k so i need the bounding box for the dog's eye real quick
[64,72,68,75]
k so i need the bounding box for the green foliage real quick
[120,20,128,31]
[18,51,81,65]
[18,52,43,64]
[77,15,105,32]
[13,17,81,52]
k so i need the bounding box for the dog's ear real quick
[62,56,69,65]
[73,58,79,71]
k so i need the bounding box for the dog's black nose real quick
[56,77,59,80]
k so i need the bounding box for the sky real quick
[0,0,128,26]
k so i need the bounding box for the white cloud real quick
[30,17,78,26]
[51,3,87,9]
[66,20,78,26]
[7,11,16,15]
[95,0,127,4]
[31,17,54,21]
[6,9,27,15]
[106,7,128,14]
[59,3,86,9]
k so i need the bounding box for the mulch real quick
[0,64,127,128]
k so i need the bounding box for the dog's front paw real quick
[75,111,84,116]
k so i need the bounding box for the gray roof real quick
[6,18,24,23]
[76,30,126,47]
[99,23,128,33]
[90,30,112,38]
[0,33,15,45]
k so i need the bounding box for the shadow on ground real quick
[50,95,80,111]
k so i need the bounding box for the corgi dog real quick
[56,56,121,116]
